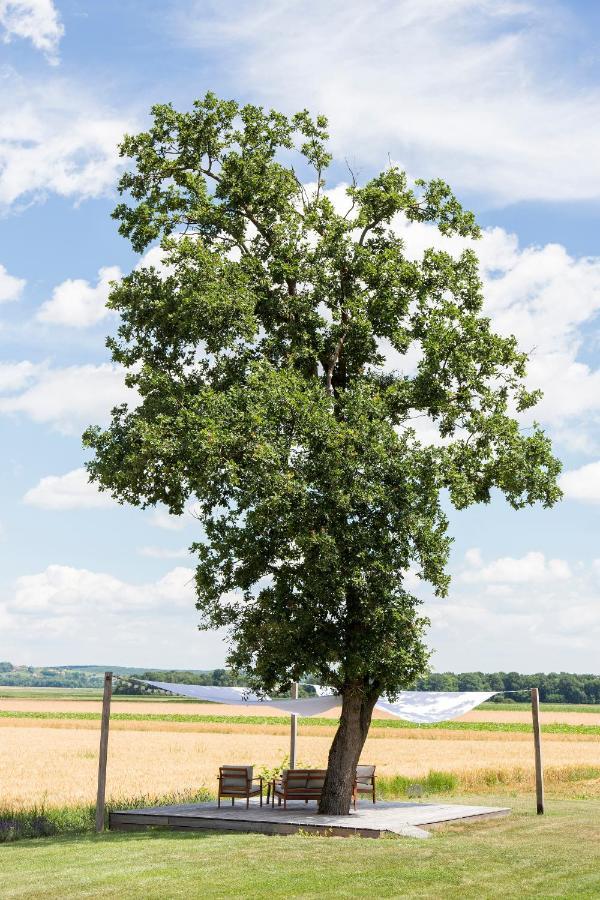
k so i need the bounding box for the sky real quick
[1,0,600,673]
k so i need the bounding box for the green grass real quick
[3,708,600,737]
[0,789,213,844]
[480,701,600,713]
[1,796,599,898]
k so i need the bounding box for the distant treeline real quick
[3,662,600,704]
[0,662,103,689]
[115,669,600,705]
[114,669,317,698]
[413,672,600,704]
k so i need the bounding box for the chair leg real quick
[246,796,249,809]
[218,795,221,808]
[232,797,234,806]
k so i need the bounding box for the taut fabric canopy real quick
[139,680,496,723]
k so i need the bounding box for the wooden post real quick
[290,682,298,769]
[95,671,113,833]
[531,687,544,815]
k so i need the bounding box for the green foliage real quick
[0,665,104,689]
[377,770,459,799]
[84,92,561,703]
[416,672,600,704]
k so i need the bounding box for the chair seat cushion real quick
[221,785,261,796]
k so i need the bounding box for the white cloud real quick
[5,564,196,616]
[0,0,63,64]
[0,360,41,392]
[176,0,600,205]
[37,266,121,328]
[461,549,571,583]
[138,546,191,559]
[23,467,115,510]
[0,68,132,210]
[559,461,600,504]
[0,362,133,433]
[0,564,229,666]
[422,553,600,671]
[0,262,25,303]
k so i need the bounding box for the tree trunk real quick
[318,687,377,815]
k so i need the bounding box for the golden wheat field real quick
[1,695,600,808]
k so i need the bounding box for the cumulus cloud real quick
[23,467,115,510]
[0,0,63,64]
[37,266,121,328]
[0,263,25,303]
[559,461,600,504]
[460,549,571,583]
[0,360,41,392]
[6,564,196,615]
[175,0,600,205]
[0,68,132,210]
[423,553,600,670]
[0,362,133,433]
[0,564,228,665]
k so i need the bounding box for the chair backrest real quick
[220,765,253,790]
[283,769,309,790]
[306,771,326,790]
[356,765,376,780]
[282,768,327,791]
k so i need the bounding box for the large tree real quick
[84,93,561,814]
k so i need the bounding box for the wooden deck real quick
[109,799,510,840]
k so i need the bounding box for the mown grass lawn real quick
[2,796,600,899]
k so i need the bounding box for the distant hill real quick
[0,662,212,689]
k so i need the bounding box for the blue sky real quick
[1,0,600,672]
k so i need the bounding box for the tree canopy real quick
[84,92,561,812]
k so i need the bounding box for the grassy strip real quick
[0,788,212,843]
[480,701,600,713]
[2,708,600,736]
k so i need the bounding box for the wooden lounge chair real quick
[217,766,263,808]
[271,768,327,809]
[353,764,376,808]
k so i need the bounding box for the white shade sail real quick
[139,680,496,723]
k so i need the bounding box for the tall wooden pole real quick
[290,682,298,769]
[95,671,113,833]
[531,687,544,815]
